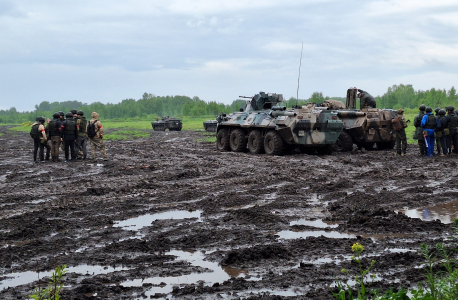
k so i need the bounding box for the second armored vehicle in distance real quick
[215,92,344,155]
[203,120,218,132]
[152,117,182,131]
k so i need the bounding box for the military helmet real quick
[53,112,60,119]
[447,105,455,111]
[397,108,404,114]
[419,104,426,111]
[71,109,78,115]
[36,116,45,123]
[439,109,446,115]
[77,110,84,116]
[58,111,64,116]
[66,112,73,118]
[425,107,433,113]
[435,107,441,114]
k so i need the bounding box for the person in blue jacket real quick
[421,107,437,157]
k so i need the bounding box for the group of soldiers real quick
[408,105,458,157]
[31,110,107,163]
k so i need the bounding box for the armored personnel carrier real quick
[215,92,343,155]
[152,117,182,131]
[333,88,397,152]
[203,120,218,132]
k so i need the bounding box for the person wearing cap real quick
[413,105,427,156]
[355,88,376,108]
[76,110,88,159]
[421,107,437,157]
[436,109,448,156]
[31,117,47,163]
[393,109,408,156]
[61,112,78,162]
[442,106,458,155]
[46,112,63,162]
[434,108,444,156]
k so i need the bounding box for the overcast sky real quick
[1,0,457,111]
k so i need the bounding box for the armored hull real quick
[203,120,218,132]
[333,89,397,152]
[152,117,182,131]
[216,92,343,156]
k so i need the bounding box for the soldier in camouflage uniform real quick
[76,111,88,159]
[413,105,427,156]
[435,108,444,155]
[442,106,458,155]
[87,112,107,161]
[394,109,408,156]
[61,112,78,162]
[436,109,447,156]
[31,117,47,163]
[46,112,63,162]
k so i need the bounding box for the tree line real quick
[0,85,456,123]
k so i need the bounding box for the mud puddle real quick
[114,210,203,230]
[398,199,458,224]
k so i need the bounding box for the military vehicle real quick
[151,117,182,131]
[332,88,397,152]
[215,92,344,155]
[203,120,218,132]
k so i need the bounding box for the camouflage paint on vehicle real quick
[215,91,344,156]
[152,117,183,131]
[333,88,397,151]
[203,120,218,132]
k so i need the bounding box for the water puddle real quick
[277,230,356,239]
[386,248,416,253]
[0,265,129,288]
[114,210,202,231]
[290,219,339,228]
[121,250,258,296]
[397,199,458,224]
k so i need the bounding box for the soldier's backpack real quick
[391,117,402,131]
[87,120,98,138]
[30,124,40,139]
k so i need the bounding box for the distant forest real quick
[0,84,457,123]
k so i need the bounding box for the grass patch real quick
[104,129,150,141]
[196,132,216,143]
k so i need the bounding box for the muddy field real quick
[1,126,458,300]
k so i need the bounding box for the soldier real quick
[393,109,408,156]
[435,108,445,155]
[58,111,65,152]
[355,88,376,108]
[442,106,458,155]
[46,112,63,162]
[421,107,437,157]
[30,117,47,163]
[61,112,78,162]
[413,105,427,156]
[76,110,88,159]
[43,117,51,161]
[87,112,107,162]
[437,109,448,156]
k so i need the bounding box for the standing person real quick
[413,105,427,156]
[30,117,47,163]
[87,112,107,162]
[46,113,63,162]
[421,107,437,157]
[442,106,458,155]
[43,117,51,161]
[437,109,448,156]
[76,110,88,159]
[435,108,445,156]
[393,109,408,156]
[355,88,376,108]
[61,112,78,162]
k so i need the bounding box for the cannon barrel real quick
[271,110,297,117]
[337,111,366,118]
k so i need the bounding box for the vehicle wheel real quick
[333,131,353,152]
[264,130,284,156]
[230,128,247,152]
[316,145,333,155]
[216,128,230,151]
[247,130,264,154]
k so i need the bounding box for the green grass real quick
[104,129,150,141]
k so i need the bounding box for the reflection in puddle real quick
[121,250,257,296]
[278,230,356,239]
[0,265,129,288]
[398,199,458,224]
[114,210,202,231]
[386,248,416,253]
[290,219,339,228]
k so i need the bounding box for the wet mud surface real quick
[1,126,458,299]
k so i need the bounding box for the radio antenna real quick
[296,42,303,106]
